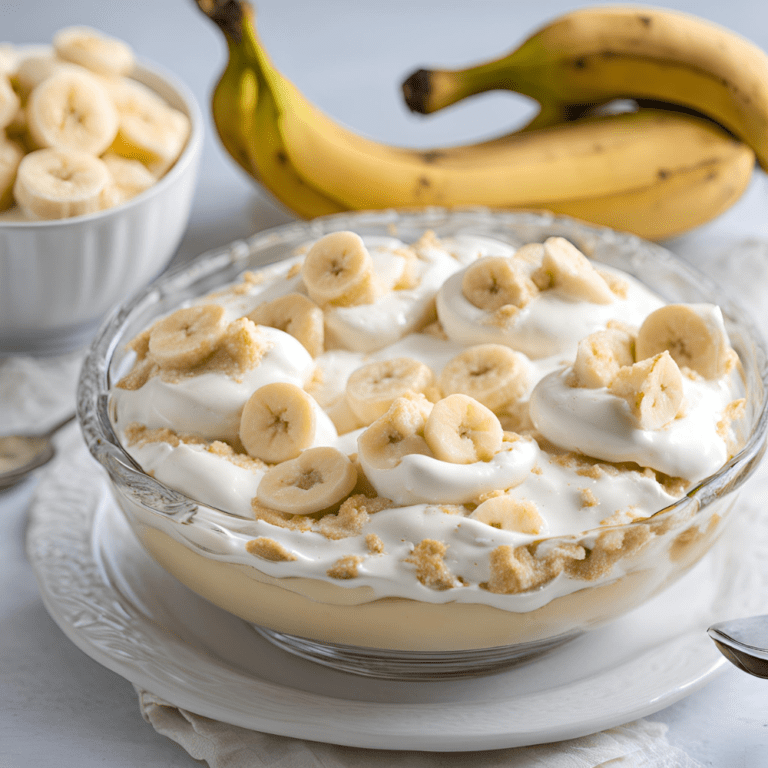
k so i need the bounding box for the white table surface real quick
[2,0,768,765]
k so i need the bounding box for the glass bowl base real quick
[250,625,581,680]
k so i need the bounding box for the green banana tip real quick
[401,69,435,114]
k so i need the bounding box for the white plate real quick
[26,429,766,752]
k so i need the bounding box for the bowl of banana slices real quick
[79,208,768,680]
[0,26,203,356]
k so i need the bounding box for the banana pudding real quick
[84,211,766,677]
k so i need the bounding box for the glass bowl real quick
[78,208,768,680]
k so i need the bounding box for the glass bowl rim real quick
[77,207,768,544]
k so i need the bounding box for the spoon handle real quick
[43,412,77,438]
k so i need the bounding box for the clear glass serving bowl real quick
[78,208,768,680]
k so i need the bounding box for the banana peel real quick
[195,0,756,240]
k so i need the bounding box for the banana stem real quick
[401,44,551,115]
[195,0,248,42]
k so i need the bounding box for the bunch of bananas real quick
[195,1,767,240]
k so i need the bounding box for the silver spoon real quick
[708,616,768,678]
[0,413,76,491]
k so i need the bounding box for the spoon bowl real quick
[0,413,75,491]
[708,615,768,678]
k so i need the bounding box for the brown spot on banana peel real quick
[420,150,447,163]
[560,51,756,129]
[544,146,753,241]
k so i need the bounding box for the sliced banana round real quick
[13,147,110,219]
[4,104,27,146]
[100,151,156,208]
[53,26,135,77]
[147,304,227,369]
[0,139,24,211]
[357,395,433,469]
[0,75,20,131]
[27,69,119,156]
[470,495,544,534]
[424,394,503,464]
[256,446,357,514]
[438,344,529,412]
[0,44,16,77]
[635,303,733,380]
[572,328,635,388]
[301,230,377,307]
[533,237,614,304]
[13,54,82,99]
[461,256,538,311]
[247,292,324,358]
[240,382,317,464]
[609,350,684,430]
[346,357,435,425]
[106,78,191,176]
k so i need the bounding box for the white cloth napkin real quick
[136,687,704,767]
[0,349,83,434]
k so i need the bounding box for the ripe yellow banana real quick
[198,0,345,218]
[196,0,754,240]
[401,6,768,170]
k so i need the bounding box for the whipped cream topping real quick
[358,436,539,506]
[530,367,733,482]
[436,265,664,359]
[114,326,315,444]
[110,230,747,610]
[322,236,460,353]
[128,440,265,519]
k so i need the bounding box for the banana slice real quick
[0,44,16,77]
[240,382,317,463]
[247,292,324,357]
[0,139,24,211]
[301,230,378,307]
[357,394,433,469]
[572,328,635,388]
[5,104,28,147]
[147,304,227,369]
[256,446,357,514]
[0,75,20,131]
[13,147,110,219]
[635,303,733,379]
[533,237,614,304]
[438,344,529,412]
[105,77,190,176]
[13,54,83,100]
[470,495,544,534]
[424,394,503,464]
[53,26,135,77]
[27,69,119,155]
[461,256,538,311]
[99,151,157,208]
[513,242,545,266]
[609,350,684,430]
[346,357,435,425]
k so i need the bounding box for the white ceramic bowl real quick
[0,54,203,356]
